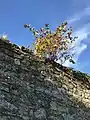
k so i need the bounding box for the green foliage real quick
[73,70,89,81]
[24,22,78,65]
[0,33,8,40]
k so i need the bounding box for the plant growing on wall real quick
[24,22,78,65]
[0,33,8,40]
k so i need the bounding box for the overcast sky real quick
[0,0,90,74]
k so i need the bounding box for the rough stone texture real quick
[0,39,90,120]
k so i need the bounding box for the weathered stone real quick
[0,39,90,120]
[34,108,46,119]
[50,101,57,110]
[14,59,20,65]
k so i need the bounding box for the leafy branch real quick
[24,22,78,65]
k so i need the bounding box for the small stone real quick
[34,108,46,119]
[14,59,20,65]
[50,101,57,110]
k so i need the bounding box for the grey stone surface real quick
[0,39,90,120]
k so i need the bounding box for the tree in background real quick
[24,22,78,65]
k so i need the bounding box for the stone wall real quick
[0,39,90,120]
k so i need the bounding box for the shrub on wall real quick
[24,22,78,64]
